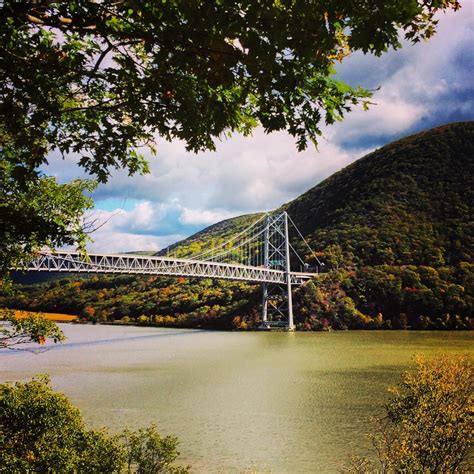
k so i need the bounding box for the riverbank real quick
[4,307,472,332]
[1,309,77,322]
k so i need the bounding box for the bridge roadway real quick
[26,251,317,285]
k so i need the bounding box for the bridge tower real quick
[260,212,295,331]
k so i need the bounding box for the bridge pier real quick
[259,283,295,331]
[284,212,295,330]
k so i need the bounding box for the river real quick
[1,325,472,473]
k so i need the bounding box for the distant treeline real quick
[2,261,472,330]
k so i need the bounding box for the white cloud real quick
[331,4,474,145]
[87,232,173,254]
[82,206,187,253]
[180,208,235,225]
[328,97,426,144]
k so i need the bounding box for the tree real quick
[0,0,460,183]
[122,424,190,473]
[0,376,125,473]
[0,164,93,348]
[0,159,95,279]
[323,244,345,270]
[0,376,189,473]
[0,310,65,351]
[348,354,473,472]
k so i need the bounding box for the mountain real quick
[3,122,473,330]
[151,122,473,330]
[163,122,474,268]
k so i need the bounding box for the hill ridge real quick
[163,121,473,268]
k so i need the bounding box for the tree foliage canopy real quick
[0,0,461,183]
[0,376,125,473]
[0,310,65,350]
[0,161,95,277]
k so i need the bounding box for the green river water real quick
[1,325,472,473]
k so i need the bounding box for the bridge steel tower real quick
[260,212,295,331]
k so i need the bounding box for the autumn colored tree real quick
[82,305,96,320]
[348,354,473,472]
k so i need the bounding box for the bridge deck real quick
[25,251,317,285]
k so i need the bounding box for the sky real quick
[45,4,474,253]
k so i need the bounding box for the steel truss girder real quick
[24,251,316,285]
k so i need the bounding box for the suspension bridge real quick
[24,212,322,330]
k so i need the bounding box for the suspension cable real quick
[187,212,270,260]
[286,213,324,266]
[204,225,269,261]
[289,243,306,266]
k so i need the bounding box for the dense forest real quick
[2,122,473,330]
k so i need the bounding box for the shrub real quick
[0,377,190,473]
[348,354,473,472]
[0,376,125,473]
[122,424,190,473]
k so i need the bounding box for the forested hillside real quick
[157,213,264,258]
[161,122,473,268]
[285,121,473,268]
[2,122,473,330]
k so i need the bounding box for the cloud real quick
[42,6,473,252]
[180,208,235,225]
[83,205,187,253]
[86,232,179,254]
[328,98,426,149]
[333,4,474,148]
[90,127,368,212]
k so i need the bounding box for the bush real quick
[0,377,189,473]
[348,354,473,472]
[122,425,190,473]
[137,315,149,325]
[0,376,125,473]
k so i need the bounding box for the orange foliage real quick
[160,287,173,297]
[8,310,77,322]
